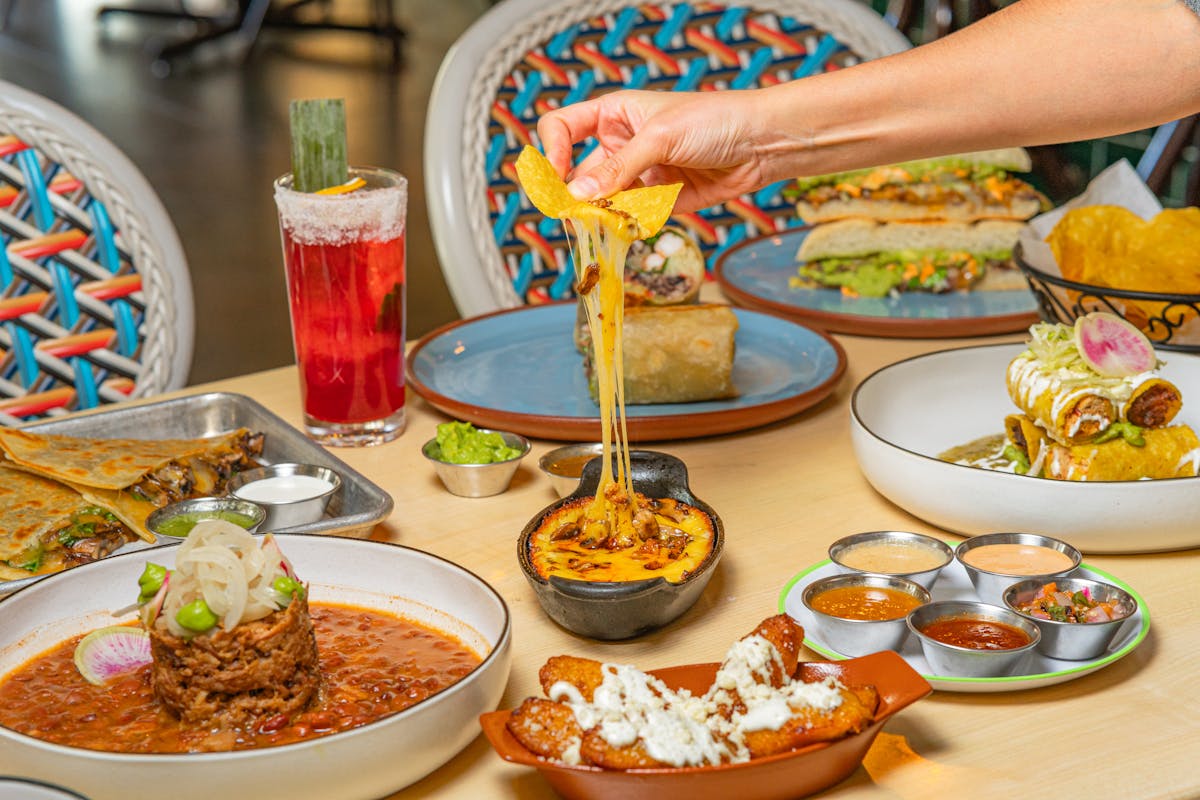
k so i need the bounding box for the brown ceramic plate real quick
[479,650,931,800]
[406,303,845,442]
[715,228,1038,338]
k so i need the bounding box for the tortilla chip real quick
[514,145,682,239]
[1047,205,1200,293]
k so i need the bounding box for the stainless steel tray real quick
[1,392,394,594]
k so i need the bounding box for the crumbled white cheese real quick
[555,634,846,767]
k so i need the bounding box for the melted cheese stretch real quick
[566,211,639,534]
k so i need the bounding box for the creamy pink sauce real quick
[961,543,1074,575]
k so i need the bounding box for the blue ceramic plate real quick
[715,229,1038,338]
[406,303,845,441]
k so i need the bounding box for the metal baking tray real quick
[1,392,394,595]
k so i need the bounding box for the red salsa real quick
[919,617,1032,650]
[0,603,482,753]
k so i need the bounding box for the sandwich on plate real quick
[792,217,1029,298]
[787,147,1046,223]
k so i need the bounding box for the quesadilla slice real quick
[0,428,265,538]
[0,465,139,580]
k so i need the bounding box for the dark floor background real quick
[0,0,483,384]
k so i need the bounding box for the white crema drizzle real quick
[548,634,846,767]
[1007,355,1159,435]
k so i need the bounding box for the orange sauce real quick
[919,617,1031,650]
[810,585,923,621]
[550,454,596,479]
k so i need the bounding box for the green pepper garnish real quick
[175,599,218,632]
[1047,604,1068,622]
[1072,591,1091,607]
[273,575,305,605]
[138,563,168,603]
[7,544,43,572]
[1093,421,1145,447]
[75,505,117,522]
[1002,444,1031,475]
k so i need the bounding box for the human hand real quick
[537,89,771,213]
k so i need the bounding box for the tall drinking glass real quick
[273,167,407,446]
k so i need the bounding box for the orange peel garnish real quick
[315,177,367,195]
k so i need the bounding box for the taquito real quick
[1005,413,1200,481]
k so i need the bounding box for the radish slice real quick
[140,572,170,627]
[73,626,152,686]
[1073,312,1156,377]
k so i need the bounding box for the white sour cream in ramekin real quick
[234,474,333,504]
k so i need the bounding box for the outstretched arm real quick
[538,0,1200,212]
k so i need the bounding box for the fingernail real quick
[568,176,598,199]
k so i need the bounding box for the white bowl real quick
[0,535,512,800]
[850,343,1200,553]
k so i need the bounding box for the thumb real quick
[567,134,663,200]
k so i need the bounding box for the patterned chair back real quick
[0,81,192,425]
[426,0,910,317]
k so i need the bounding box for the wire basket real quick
[1015,243,1200,353]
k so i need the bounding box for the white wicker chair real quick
[0,80,193,424]
[425,0,910,318]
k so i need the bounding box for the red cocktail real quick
[274,167,407,446]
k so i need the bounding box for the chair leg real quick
[0,0,17,31]
[1142,115,1198,199]
[96,1,222,25]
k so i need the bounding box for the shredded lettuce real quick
[1021,322,1156,389]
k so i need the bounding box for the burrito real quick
[1005,413,1200,481]
[0,465,138,580]
[585,304,739,405]
[0,428,264,537]
[576,226,706,353]
[622,226,705,307]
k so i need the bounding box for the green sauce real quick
[432,421,522,464]
[155,510,259,538]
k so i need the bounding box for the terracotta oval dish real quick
[518,451,724,640]
[480,650,930,800]
[0,535,511,800]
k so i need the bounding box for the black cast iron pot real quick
[518,450,724,640]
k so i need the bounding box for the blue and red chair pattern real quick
[426,0,909,316]
[0,81,193,425]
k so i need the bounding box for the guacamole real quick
[433,421,522,464]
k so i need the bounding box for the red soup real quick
[0,603,482,753]
[919,617,1032,650]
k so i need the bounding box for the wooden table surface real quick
[197,331,1198,800]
